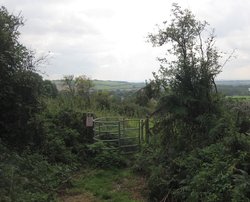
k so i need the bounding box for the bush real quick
[87,141,126,169]
[0,143,76,202]
[30,107,94,164]
[133,144,161,176]
[146,135,250,201]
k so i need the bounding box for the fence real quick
[92,116,157,154]
[93,117,145,154]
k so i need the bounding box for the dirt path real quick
[59,192,99,202]
[58,168,147,202]
[114,175,147,202]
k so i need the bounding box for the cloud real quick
[2,0,250,81]
[82,8,115,19]
[21,16,100,37]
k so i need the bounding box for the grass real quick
[61,168,146,202]
[229,95,250,99]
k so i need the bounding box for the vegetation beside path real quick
[1,3,250,202]
[58,168,147,202]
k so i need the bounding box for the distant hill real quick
[52,79,250,94]
[92,80,145,91]
[215,80,250,86]
[52,79,145,91]
[215,80,250,96]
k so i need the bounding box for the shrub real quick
[0,143,75,202]
[146,135,250,201]
[87,141,126,169]
[133,144,161,176]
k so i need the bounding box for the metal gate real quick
[93,117,142,154]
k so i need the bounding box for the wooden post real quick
[145,116,149,144]
[118,121,121,149]
[140,119,144,142]
[153,125,156,145]
[122,118,125,137]
[98,122,100,137]
[138,119,141,146]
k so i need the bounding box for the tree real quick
[143,5,250,202]
[62,75,94,107]
[93,91,111,110]
[0,6,43,148]
[63,75,75,96]
[135,80,160,107]
[149,4,223,150]
[42,80,58,98]
[75,75,94,105]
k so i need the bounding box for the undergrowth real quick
[62,168,144,202]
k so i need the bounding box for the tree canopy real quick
[148,4,224,151]
[0,6,43,147]
[141,4,250,201]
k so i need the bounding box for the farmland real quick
[53,79,145,91]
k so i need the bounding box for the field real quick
[216,80,250,86]
[53,79,145,91]
[229,95,250,99]
[93,80,145,91]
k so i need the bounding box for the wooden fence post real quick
[138,120,141,146]
[140,119,144,142]
[118,121,121,149]
[145,116,149,144]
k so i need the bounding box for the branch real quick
[198,31,204,60]
[221,49,236,68]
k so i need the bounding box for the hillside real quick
[52,79,250,93]
[216,80,250,96]
[92,80,145,91]
[216,80,250,86]
[53,79,146,91]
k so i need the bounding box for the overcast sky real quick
[2,0,250,81]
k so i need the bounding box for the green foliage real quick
[3,3,250,202]
[0,6,44,149]
[135,80,161,107]
[117,101,149,118]
[87,141,126,169]
[225,98,250,134]
[42,80,58,98]
[145,135,250,201]
[0,102,96,201]
[68,169,141,202]
[147,3,225,152]
[218,85,250,96]
[0,70,44,148]
[38,106,96,164]
[0,5,147,202]
[93,91,112,110]
[135,4,250,202]
[0,143,76,202]
[61,75,94,105]
[75,75,94,104]
[133,144,161,176]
